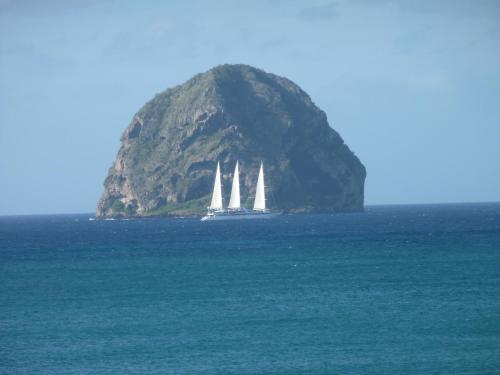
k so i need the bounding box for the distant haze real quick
[1,0,499,215]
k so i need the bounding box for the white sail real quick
[210,161,223,210]
[253,162,266,211]
[228,161,240,209]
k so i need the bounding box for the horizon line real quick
[1,200,499,218]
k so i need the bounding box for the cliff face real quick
[96,64,366,217]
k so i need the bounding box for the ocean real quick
[1,203,499,374]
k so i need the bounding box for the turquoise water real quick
[1,203,499,374]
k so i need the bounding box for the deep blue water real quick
[1,203,500,374]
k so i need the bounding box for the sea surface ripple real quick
[1,203,499,374]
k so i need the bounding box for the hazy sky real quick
[1,0,499,215]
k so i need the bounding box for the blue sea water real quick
[1,203,499,375]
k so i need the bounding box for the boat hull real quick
[201,211,281,221]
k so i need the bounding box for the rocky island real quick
[97,64,366,217]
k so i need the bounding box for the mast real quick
[209,161,223,210]
[253,162,266,211]
[228,161,240,210]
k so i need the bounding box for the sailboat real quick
[201,161,281,221]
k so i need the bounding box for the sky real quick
[0,0,499,215]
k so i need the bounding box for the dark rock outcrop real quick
[97,64,366,217]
